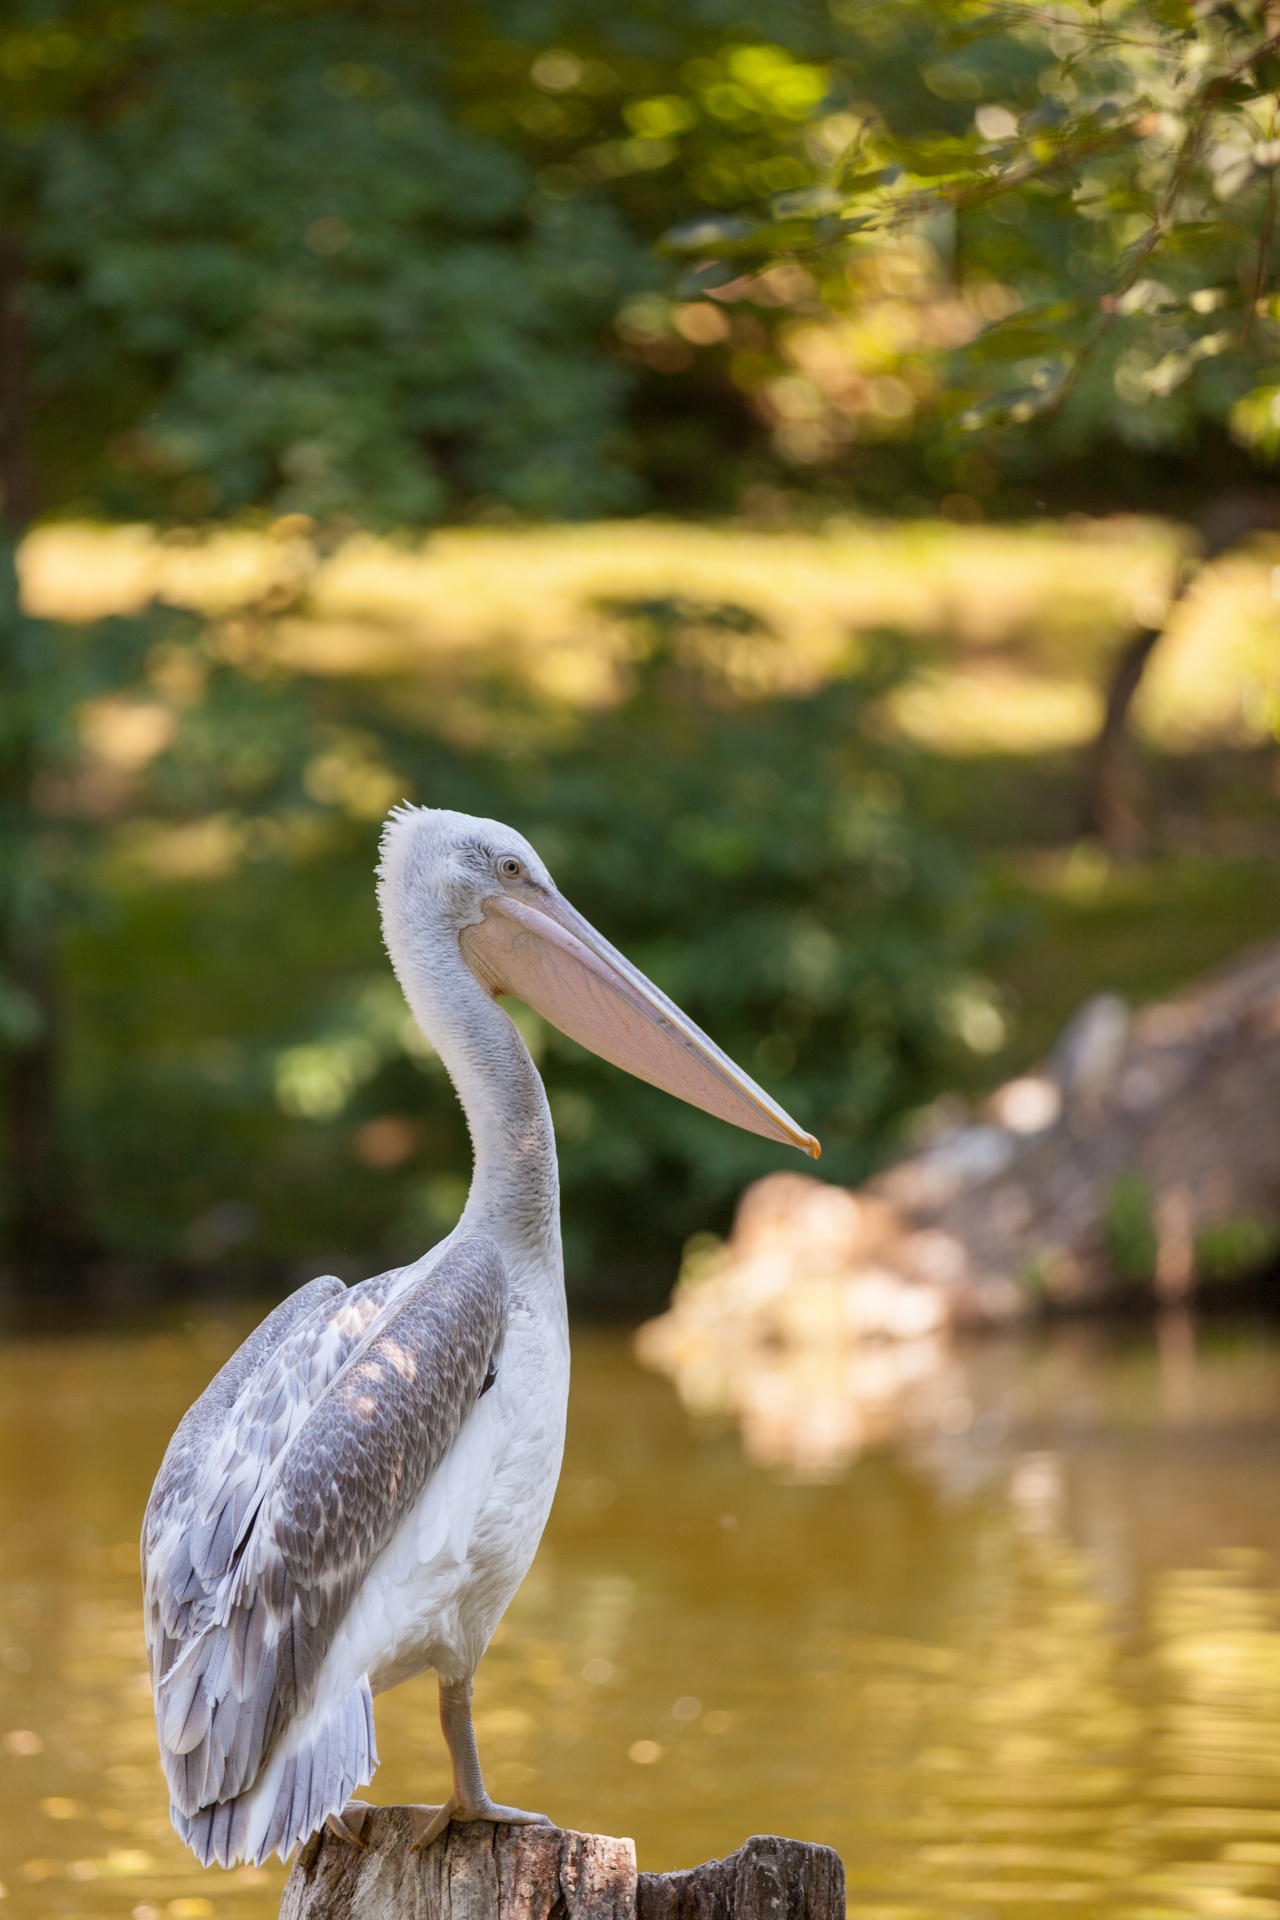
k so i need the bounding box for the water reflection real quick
[3,1318,1280,1918]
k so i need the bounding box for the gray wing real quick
[149,1261,410,1665]
[143,1272,347,1682]
[152,1236,508,1825]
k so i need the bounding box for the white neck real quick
[387,911,561,1284]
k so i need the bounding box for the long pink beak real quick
[460,890,820,1157]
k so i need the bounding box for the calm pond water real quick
[3,1315,1280,1920]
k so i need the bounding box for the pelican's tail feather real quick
[172,1677,377,1868]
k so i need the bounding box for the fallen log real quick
[636,933,1280,1475]
[280,1812,844,1920]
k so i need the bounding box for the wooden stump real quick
[279,1812,844,1920]
[637,1834,845,1920]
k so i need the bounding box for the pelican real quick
[142,806,819,1868]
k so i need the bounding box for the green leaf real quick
[661,213,764,254]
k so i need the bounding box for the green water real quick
[4,1316,1280,1919]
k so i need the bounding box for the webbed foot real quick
[409,1793,553,1851]
[325,1799,374,1846]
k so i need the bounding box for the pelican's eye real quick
[497,855,523,880]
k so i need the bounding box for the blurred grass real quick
[985,851,1280,1077]
[27,513,1280,1051]
[12,512,1280,1285]
[21,514,1166,714]
[22,513,1280,756]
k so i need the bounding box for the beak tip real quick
[803,1134,821,1160]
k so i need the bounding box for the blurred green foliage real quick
[9,5,650,523]
[1196,1215,1280,1281]
[1105,1167,1158,1282]
[655,1,1280,495]
[9,0,1280,525]
[1197,1221,1280,1282]
[60,597,984,1304]
[2,0,1278,1301]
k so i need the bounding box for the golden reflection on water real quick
[4,1318,1280,1919]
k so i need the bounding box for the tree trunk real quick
[0,234,96,1302]
[1083,624,1163,855]
[1083,490,1280,855]
[0,934,95,1296]
[280,1815,844,1920]
[0,236,36,530]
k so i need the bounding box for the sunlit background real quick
[5,1,1280,1916]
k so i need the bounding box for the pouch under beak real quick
[460,891,819,1158]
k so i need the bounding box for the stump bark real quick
[279,1811,844,1920]
[636,1833,844,1920]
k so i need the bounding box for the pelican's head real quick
[378,805,819,1158]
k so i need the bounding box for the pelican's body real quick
[143,808,816,1867]
[336,1253,567,1697]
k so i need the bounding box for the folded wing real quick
[143,1271,349,1684]
[143,1239,508,1839]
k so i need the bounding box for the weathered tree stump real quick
[279,1810,844,1920]
[637,1833,845,1920]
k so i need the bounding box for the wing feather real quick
[150,1237,508,1825]
[186,1268,408,1600]
[143,1273,348,1684]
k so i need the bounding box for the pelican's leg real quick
[410,1676,552,1850]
